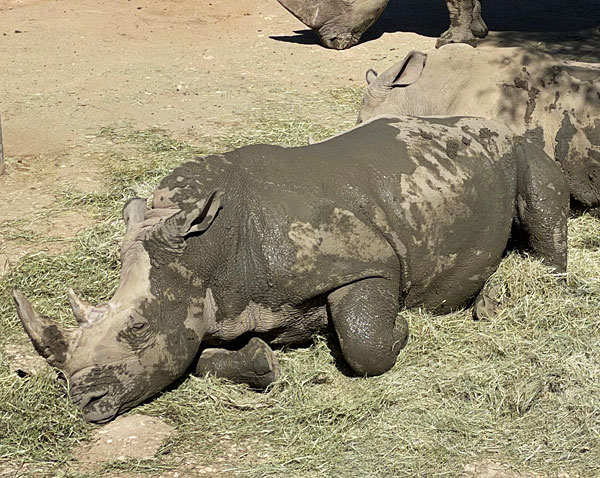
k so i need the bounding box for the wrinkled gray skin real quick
[14,116,568,422]
[359,46,600,211]
[276,0,487,49]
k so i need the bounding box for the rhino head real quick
[357,50,428,124]
[277,0,389,49]
[14,194,223,422]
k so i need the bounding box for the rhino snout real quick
[320,32,359,50]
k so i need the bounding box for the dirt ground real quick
[1,0,435,267]
[0,0,598,476]
[1,0,598,265]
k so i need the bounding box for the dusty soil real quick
[0,0,436,271]
[0,0,597,475]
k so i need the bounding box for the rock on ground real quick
[76,414,176,463]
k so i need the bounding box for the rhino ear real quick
[376,51,427,88]
[366,69,378,85]
[123,198,147,232]
[158,191,224,246]
[184,191,224,237]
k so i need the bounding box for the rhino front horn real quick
[13,289,71,367]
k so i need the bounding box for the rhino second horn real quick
[68,288,92,325]
[13,289,71,366]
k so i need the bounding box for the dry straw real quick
[1,87,599,477]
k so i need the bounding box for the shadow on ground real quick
[270,28,320,46]
[482,28,600,62]
[369,0,600,38]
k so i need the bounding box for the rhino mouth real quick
[69,364,141,422]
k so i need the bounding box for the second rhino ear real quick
[365,69,378,85]
[374,51,427,88]
[123,198,147,232]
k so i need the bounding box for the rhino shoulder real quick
[153,155,230,209]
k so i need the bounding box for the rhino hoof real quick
[245,337,280,389]
[196,338,280,390]
[471,20,488,38]
[472,285,503,321]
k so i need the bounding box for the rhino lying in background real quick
[14,115,568,422]
[359,45,600,211]
[276,0,487,49]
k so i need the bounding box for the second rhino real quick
[359,45,600,211]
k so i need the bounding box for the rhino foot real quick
[436,28,477,48]
[472,284,503,321]
[196,337,280,390]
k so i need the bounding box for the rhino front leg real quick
[327,277,408,376]
[437,0,477,48]
[470,0,488,38]
[195,337,280,390]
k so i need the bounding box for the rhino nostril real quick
[79,389,108,412]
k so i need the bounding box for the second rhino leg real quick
[470,0,489,38]
[327,277,408,376]
[515,139,569,275]
[437,0,477,48]
[196,337,280,390]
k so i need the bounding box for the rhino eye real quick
[129,315,148,332]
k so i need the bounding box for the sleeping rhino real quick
[14,115,567,422]
[358,44,600,211]
[276,0,487,49]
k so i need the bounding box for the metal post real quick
[0,111,4,175]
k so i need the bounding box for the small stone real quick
[0,254,10,276]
